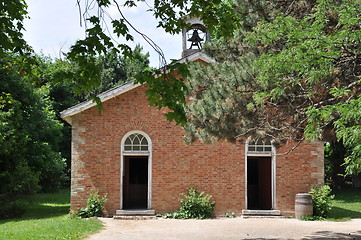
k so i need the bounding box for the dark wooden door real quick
[258,157,272,209]
[247,157,272,210]
[123,156,148,209]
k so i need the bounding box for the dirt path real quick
[87,217,361,240]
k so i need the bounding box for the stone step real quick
[114,209,156,220]
[241,209,282,217]
[241,215,285,219]
[113,215,157,220]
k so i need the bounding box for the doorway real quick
[247,156,272,210]
[123,156,148,209]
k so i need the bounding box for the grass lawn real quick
[0,189,103,240]
[328,188,361,221]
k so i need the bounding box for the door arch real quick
[120,130,152,209]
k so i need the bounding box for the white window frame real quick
[120,130,152,210]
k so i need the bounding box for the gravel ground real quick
[87,217,361,240]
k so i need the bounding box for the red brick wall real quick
[275,141,324,216]
[69,84,324,216]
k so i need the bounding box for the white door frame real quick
[244,138,276,210]
[120,130,152,209]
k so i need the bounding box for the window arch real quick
[247,138,273,154]
[123,132,149,152]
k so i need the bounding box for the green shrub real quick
[309,185,334,218]
[78,189,108,218]
[164,188,215,219]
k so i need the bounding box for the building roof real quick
[60,51,215,125]
[60,80,139,125]
[178,51,215,63]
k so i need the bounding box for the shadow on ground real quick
[330,207,361,219]
[22,203,70,219]
[302,230,361,240]
[241,231,361,240]
[0,204,69,226]
[0,189,70,224]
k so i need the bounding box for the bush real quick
[78,189,108,218]
[309,185,334,218]
[164,188,215,219]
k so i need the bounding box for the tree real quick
[247,0,360,175]
[0,56,66,195]
[86,44,151,96]
[139,0,361,175]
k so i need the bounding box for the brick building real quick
[60,19,324,217]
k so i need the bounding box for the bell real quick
[187,29,203,49]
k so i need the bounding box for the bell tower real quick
[182,17,210,58]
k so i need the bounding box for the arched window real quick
[247,138,273,154]
[124,133,149,152]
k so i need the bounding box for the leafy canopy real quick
[137,0,361,174]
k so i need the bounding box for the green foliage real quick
[139,0,361,175]
[183,53,259,142]
[164,188,215,219]
[0,91,39,195]
[78,189,108,218]
[334,96,361,175]
[0,57,66,195]
[306,95,361,174]
[151,0,240,37]
[309,185,335,218]
[0,0,32,57]
[248,0,361,172]
[89,45,151,97]
[137,62,189,125]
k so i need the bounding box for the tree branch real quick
[112,0,167,68]
[276,137,304,156]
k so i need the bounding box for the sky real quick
[23,0,182,67]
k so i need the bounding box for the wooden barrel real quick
[295,193,313,219]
